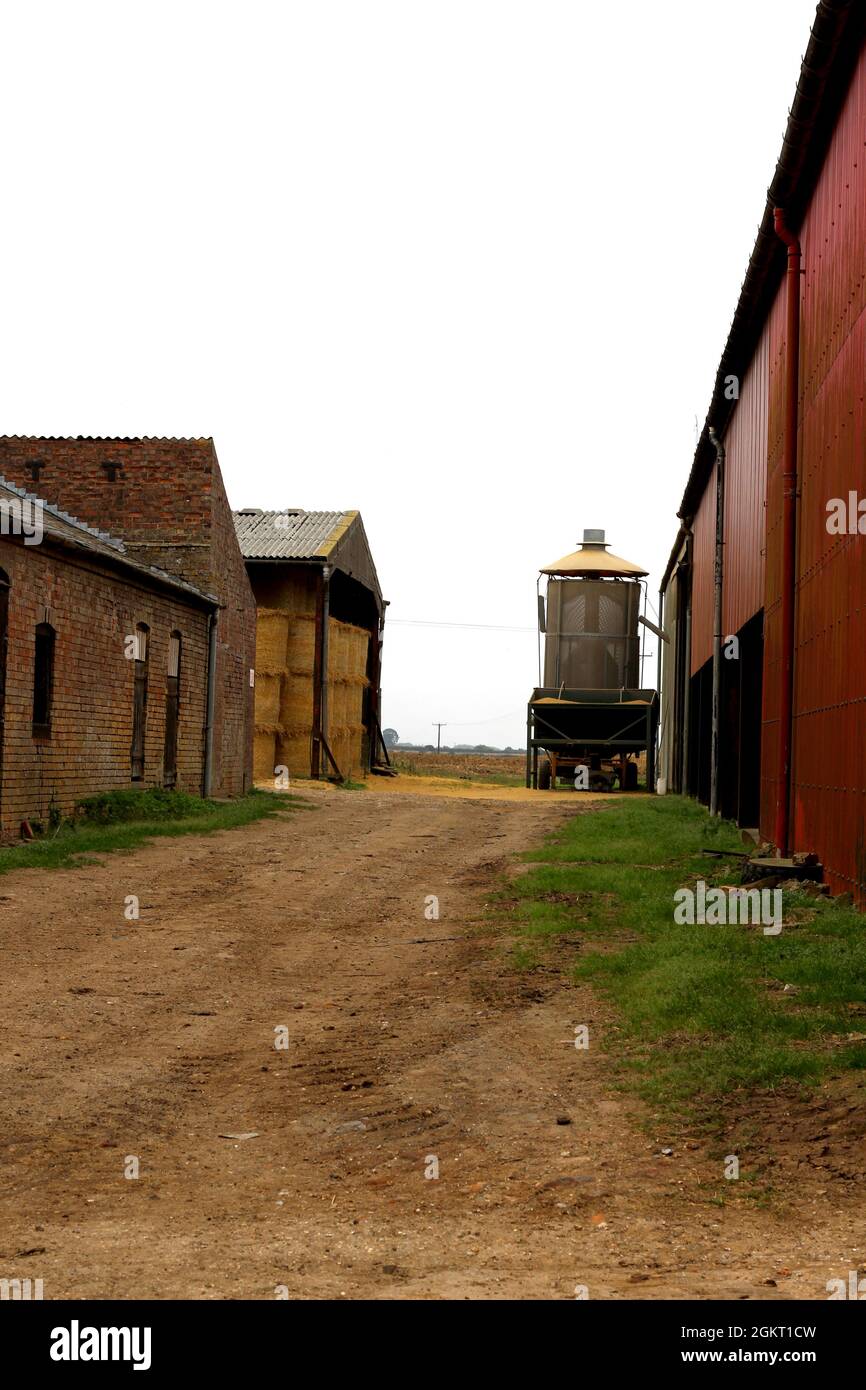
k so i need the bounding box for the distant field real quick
[391,750,525,784]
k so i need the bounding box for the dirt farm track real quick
[0,779,861,1300]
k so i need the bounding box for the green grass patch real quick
[0,787,303,877]
[75,787,222,823]
[509,795,866,1122]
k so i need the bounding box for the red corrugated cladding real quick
[761,42,866,895]
[722,323,769,638]
[690,473,715,675]
[760,282,789,838]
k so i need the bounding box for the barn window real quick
[130,622,149,780]
[32,623,55,737]
[163,631,181,788]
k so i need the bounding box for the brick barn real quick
[233,509,385,783]
[0,436,256,799]
[658,3,866,899]
[0,477,218,837]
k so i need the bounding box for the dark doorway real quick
[687,660,712,805]
[736,610,764,829]
[672,560,691,792]
[719,637,740,821]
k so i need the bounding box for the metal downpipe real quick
[202,610,218,797]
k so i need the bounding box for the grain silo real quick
[541,529,644,689]
[527,529,658,791]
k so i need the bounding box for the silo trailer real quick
[526,529,659,792]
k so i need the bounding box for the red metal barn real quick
[659,1,866,900]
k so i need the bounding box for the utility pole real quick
[432,722,446,751]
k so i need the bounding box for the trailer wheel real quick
[624,760,638,791]
[538,758,552,790]
[589,770,613,792]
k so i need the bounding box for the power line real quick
[442,711,523,726]
[388,618,535,633]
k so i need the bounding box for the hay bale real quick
[278,729,312,777]
[326,722,365,780]
[256,610,290,668]
[341,675,367,727]
[345,624,370,678]
[288,614,317,674]
[331,678,354,728]
[322,723,343,777]
[254,729,278,782]
[327,618,347,676]
[281,669,314,728]
[343,722,365,778]
[282,572,318,615]
[254,570,318,616]
[256,671,282,725]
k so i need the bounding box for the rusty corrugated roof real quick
[232,509,349,560]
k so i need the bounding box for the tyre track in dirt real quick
[0,787,860,1299]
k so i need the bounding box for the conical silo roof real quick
[541,529,648,578]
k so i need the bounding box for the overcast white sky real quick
[1,0,819,748]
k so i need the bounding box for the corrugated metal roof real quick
[0,475,217,605]
[232,509,348,560]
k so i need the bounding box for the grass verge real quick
[508,795,866,1125]
[0,787,302,877]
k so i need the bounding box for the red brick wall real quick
[0,437,255,796]
[0,536,210,837]
[206,455,257,797]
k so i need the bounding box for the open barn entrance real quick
[687,660,712,805]
[719,611,763,826]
